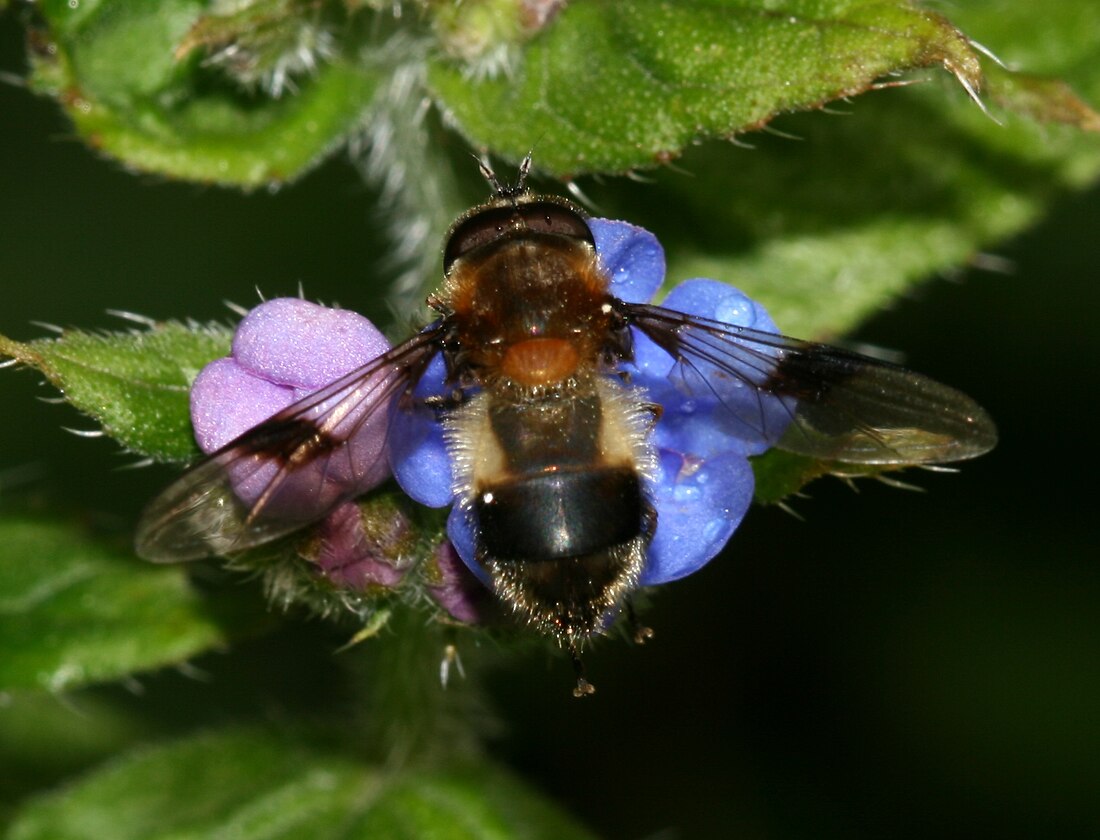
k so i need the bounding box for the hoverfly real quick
[137,159,996,694]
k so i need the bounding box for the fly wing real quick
[135,327,444,562]
[621,303,997,465]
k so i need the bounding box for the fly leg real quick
[626,499,657,644]
[625,599,655,645]
[570,644,596,697]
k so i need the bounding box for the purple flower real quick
[300,501,413,590]
[426,541,495,625]
[390,218,786,588]
[190,297,393,508]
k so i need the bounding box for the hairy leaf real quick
[28,0,379,187]
[428,0,986,176]
[566,3,1100,339]
[0,323,230,463]
[750,449,911,505]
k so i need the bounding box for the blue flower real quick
[391,218,785,588]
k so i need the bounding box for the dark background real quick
[2,13,1098,838]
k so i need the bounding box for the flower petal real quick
[427,541,493,625]
[589,218,666,304]
[641,449,755,586]
[233,297,390,388]
[632,278,779,376]
[446,503,492,587]
[306,502,410,590]
[389,353,455,508]
[190,357,296,454]
[663,278,780,335]
[391,413,453,507]
[632,279,792,456]
[191,300,395,510]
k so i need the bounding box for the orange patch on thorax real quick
[500,337,581,386]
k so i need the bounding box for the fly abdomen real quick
[476,466,643,561]
[446,377,656,643]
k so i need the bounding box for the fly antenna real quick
[475,154,506,194]
[475,152,534,200]
[516,152,532,190]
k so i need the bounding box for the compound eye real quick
[515,201,595,245]
[443,205,518,274]
[443,200,594,274]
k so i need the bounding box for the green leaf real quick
[0,322,230,463]
[0,692,156,819]
[6,728,597,840]
[353,767,597,839]
[0,517,236,693]
[428,0,986,176]
[611,90,1098,341]
[751,450,830,505]
[750,449,910,504]
[947,3,1100,133]
[577,8,1100,340]
[984,63,1100,132]
[28,0,380,187]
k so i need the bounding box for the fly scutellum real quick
[136,159,997,696]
